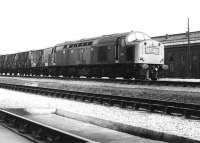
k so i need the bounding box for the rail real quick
[1,75,200,87]
[0,82,200,119]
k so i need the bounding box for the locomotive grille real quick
[98,46,108,62]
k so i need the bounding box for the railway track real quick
[0,82,200,120]
[1,75,200,87]
[0,109,95,143]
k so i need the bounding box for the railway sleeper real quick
[30,126,45,140]
[92,97,103,104]
[110,99,126,108]
[184,109,200,119]
[46,133,61,143]
[164,106,187,117]
[81,95,92,103]
[19,123,30,133]
[102,98,112,106]
[136,103,153,111]
[0,112,7,122]
[75,95,84,101]
[149,104,167,113]
[69,94,78,100]
[7,117,17,127]
[164,107,200,119]
[62,93,71,99]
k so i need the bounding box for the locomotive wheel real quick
[135,75,146,80]
[151,78,157,80]
[150,74,158,80]
[151,76,158,80]
[86,75,92,78]
[109,76,116,79]
[123,76,132,79]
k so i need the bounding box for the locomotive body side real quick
[49,31,166,79]
[0,55,4,73]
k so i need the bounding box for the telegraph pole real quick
[187,17,191,77]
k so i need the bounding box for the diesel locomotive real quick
[0,31,167,80]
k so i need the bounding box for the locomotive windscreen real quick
[127,32,150,42]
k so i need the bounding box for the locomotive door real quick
[83,47,91,64]
[79,47,87,65]
[115,37,120,63]
[126,45,135,61]
[80,48,84,64]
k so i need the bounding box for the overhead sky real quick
[0,0,199,54]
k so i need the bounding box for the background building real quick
[153,31,200,78]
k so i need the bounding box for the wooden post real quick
[187,18,191,77]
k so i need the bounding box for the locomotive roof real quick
[152,31,200,46]
[55,32,131,46]
[0,31,148,56]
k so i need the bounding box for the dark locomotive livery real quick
[0,31,167,80]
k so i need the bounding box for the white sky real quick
[0,0,200,55]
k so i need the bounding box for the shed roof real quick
[152,31,200,46]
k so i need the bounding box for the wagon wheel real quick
[150,72,158,81]
[109,76,116,79]
[123,76,132,79]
